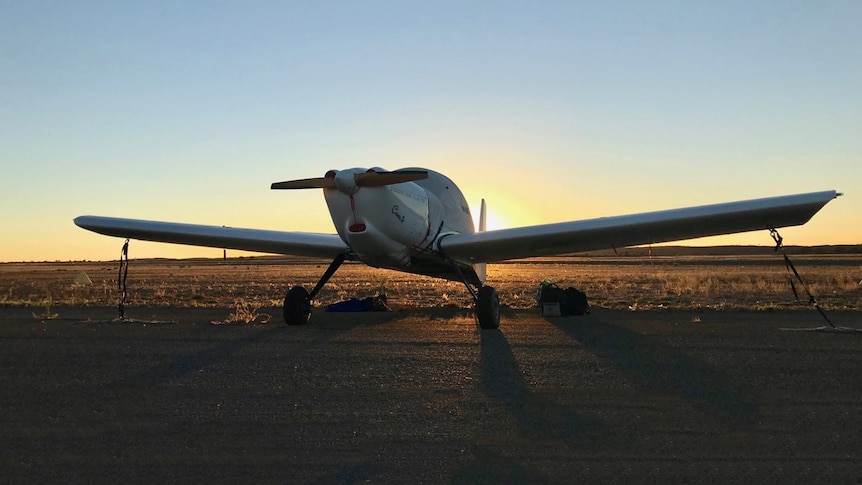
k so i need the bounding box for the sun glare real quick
[470,202,510,232]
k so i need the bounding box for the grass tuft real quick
[212,299,271,325]
[32,297,59,320]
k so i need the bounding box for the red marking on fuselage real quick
[348,194,358,224]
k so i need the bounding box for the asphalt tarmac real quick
[2,306,860,483]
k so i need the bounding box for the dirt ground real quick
[2,305,860,483]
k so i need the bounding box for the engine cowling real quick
[323,168,432,268]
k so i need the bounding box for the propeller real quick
[354,170,428,187]
[271,169,428,190]
[271,177,336,190]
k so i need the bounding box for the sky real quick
[1,1,860,262]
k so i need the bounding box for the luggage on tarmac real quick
[536,278,589,316]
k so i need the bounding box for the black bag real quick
[326,294,389,312]
[537,282,589,316]
[563,287,590,315]
[537,282,564,316]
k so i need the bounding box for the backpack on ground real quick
[563,287,590,315]
[537,279,590,316]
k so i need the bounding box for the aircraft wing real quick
[74,216,348,259]
[439,190,840,263]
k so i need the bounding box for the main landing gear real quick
[449,259,500,330]
[283,286,311,325]
[282,252,500,329]
[475,285,501,329]
[282,253,348,325]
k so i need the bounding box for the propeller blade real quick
[355,170,428,187]
[271,177,336,190]
[271,169,427,191]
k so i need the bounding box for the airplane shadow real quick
[548,315,759,428]
[401,306,475,320]
[478,327,611,447]
[451,327,614,482]
[113,310,404,390]
[145,326,285,385]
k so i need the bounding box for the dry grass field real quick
[3,253,861,317]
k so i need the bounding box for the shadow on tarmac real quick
[454,323,615,483]
[478,327,612,446]
[112,310,405,390]
[549,315,759,428]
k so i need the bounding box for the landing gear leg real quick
[282,252,348,325]
[445,257,500,330]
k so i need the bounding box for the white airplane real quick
[75,167,840,329]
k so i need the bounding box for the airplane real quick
[74,167,840,329]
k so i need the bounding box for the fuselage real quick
[322,167,482,285]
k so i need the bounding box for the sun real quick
[469,202,510,232]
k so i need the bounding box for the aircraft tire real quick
[476,285,500,329]
[283,286,311,325]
